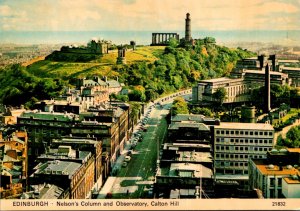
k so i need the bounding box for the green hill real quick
[0,40,255,107]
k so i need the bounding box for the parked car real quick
[122,161,128,167]
[125,156,131,162]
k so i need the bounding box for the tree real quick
[212,87,227,105]
[277,126,300,148]
[171,97,189,116]
[190,107,213,117]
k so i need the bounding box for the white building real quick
[213,122,274,187]
[249,148,300,198]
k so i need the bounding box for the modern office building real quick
[213,122,275,187]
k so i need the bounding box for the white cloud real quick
[0,0,299,31]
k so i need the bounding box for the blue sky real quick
[0,0,300,31]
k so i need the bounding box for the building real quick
[0,106,26,125]
[0,131,28,199]
[192,54,291,105]
[213,122,274,187]
[21,184,69,199]
[155,162,213,198]
[30,145,95,199]
[50,137,106,191]
[249,148,300,198]
[17,110,78,157]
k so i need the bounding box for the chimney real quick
[269,55,276,71]
[258,55,265,69]
[264,64,271,113]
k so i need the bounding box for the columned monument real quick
[151,33,179,46]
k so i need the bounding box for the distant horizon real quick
[1,30,300,46]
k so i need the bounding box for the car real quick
[125,156,131,161]
[122,161,128,167]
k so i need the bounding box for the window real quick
[230,139,234,143]
[235,147,239,150]
[221,130,224,135]
[239,154,243,159]
[250,139,253,143]
[216,146,220,150]
[255,140,258,144]
[259,140,263,144]
[264,140,268,144]
[225,154,229,158]
[264,132,268,136]
[269,132,273,136]
[226,131,229,135]
[255,132,258,135]
[235,130,239,135]
[240,147,244,151]
[269,140,273,144]
[216,138,220,143]
[234,162,239,166]
[264,148,268,151]
[216,130,220,134]
[250,132,253,135]
[278,178,282,186]
[245,147,248,151]
[245,155,248,159]
[245,131,249,135]
[216,154,220,158]
[245,139,248,143]
[270,178,275,186]
[221,146,224,150]
[240,139,244,143]
[240,131,244,135]
[259,132,263,135]
[226,146,229,150]
[230,154,234,158]
[235,154,238,158]
[221,154,224,158]
[231,131,234,135]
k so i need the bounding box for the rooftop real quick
[252,159,300,176]
[107,80,122,88]
[283,176,300,184]
[38,147,91,162]
[244,69,288,76]
[177,151,213,163]
[282,67,300,71]
[200,77,243,83]
[158,162,212,178]
[215,122,274,131]
[33,160,81,177]
[21,110,77,121]
[169,122,210,131]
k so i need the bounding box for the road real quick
[97,92,191,199]
[108,101,171,199]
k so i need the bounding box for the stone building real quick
[0,131,28,199]
[213,122,274,188]
[30,146,95,199]
[50,137,105,191]
[249,148,300,198]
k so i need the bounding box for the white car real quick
[125,156,131,161]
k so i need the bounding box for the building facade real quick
[249,148,300,198]
[213,122,274,187]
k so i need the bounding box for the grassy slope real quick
[26,46,164,78]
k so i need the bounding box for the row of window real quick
[215,145,272,152]
[216,138,273,145]
[216,169,248,175]
[216,161,248,167]
[216,129,273,136]
[215,153,267,159]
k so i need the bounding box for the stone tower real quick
[116,45,126,64]
[185,13,192,42]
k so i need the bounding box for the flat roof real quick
[282,67,300,71]
[21,111,77,121]
[252,159,300,176]
[177,151,212,163]
[287,148,300,153]
[200,77,243,83]
[169,122,210,131]
[35,160,81,177]
[244,70,287,76]
[215,122,274,130]
[283,177,300,184]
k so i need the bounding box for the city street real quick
[108,102,171,199]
